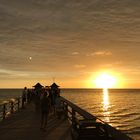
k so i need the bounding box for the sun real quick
[95,72,117,89]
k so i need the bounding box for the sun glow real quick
[95,72,117,89]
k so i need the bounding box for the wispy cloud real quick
[74,64,86,68]
[72,52,79,55]
[87,51,112,56]
[95,51,112,56]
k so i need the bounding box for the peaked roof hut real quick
[50,82,59,89]
[33,82,43,89]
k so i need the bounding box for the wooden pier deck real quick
[0,103,72,140]
[0,97,133,140]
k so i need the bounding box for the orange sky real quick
[0,0,140,88]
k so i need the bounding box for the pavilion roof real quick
[33,82,43,88]
[50,82,59,88]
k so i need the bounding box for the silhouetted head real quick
[43,92,48,97]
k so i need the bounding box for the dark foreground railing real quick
[61,97,133,140]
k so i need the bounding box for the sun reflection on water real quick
[102,88,110,122]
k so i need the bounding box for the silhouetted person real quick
[27,89,31,103]
[49,88,61,115]
[40,91,50,131]
[55,94,63,119]
[22,87,27,108]
[48,89,55,114]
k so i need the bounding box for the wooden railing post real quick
[63,102,68,119]
[10,101,14,114]
[72,108,76,128]
[17,98,20,111]
[64,103,68,119]
[3,104,6,120]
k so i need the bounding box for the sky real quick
[0,0,140,88]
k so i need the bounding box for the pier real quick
[0,101,71,140]
[0,96,133,140]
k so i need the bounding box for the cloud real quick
[74,64,86,68]
[72,52,79,55]
[94,51,112,56]
[87,51,112,56]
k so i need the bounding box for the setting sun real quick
[95,72,117,89]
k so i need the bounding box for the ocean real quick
[0,88,140,140]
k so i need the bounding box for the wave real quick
[111,108,134,115]
[107,111,140,118]
[123,127,140,135]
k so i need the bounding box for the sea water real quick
[0,88,140,139]
[0,89,22,103]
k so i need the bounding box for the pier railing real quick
[0,95,133,140]
[61,97,133,140]
[0,97,22,120]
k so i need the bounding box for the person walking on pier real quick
[40,91,50,131]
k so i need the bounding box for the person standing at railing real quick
[22,87,28,108]
[55,94,63,119]
[49,83,60,115]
